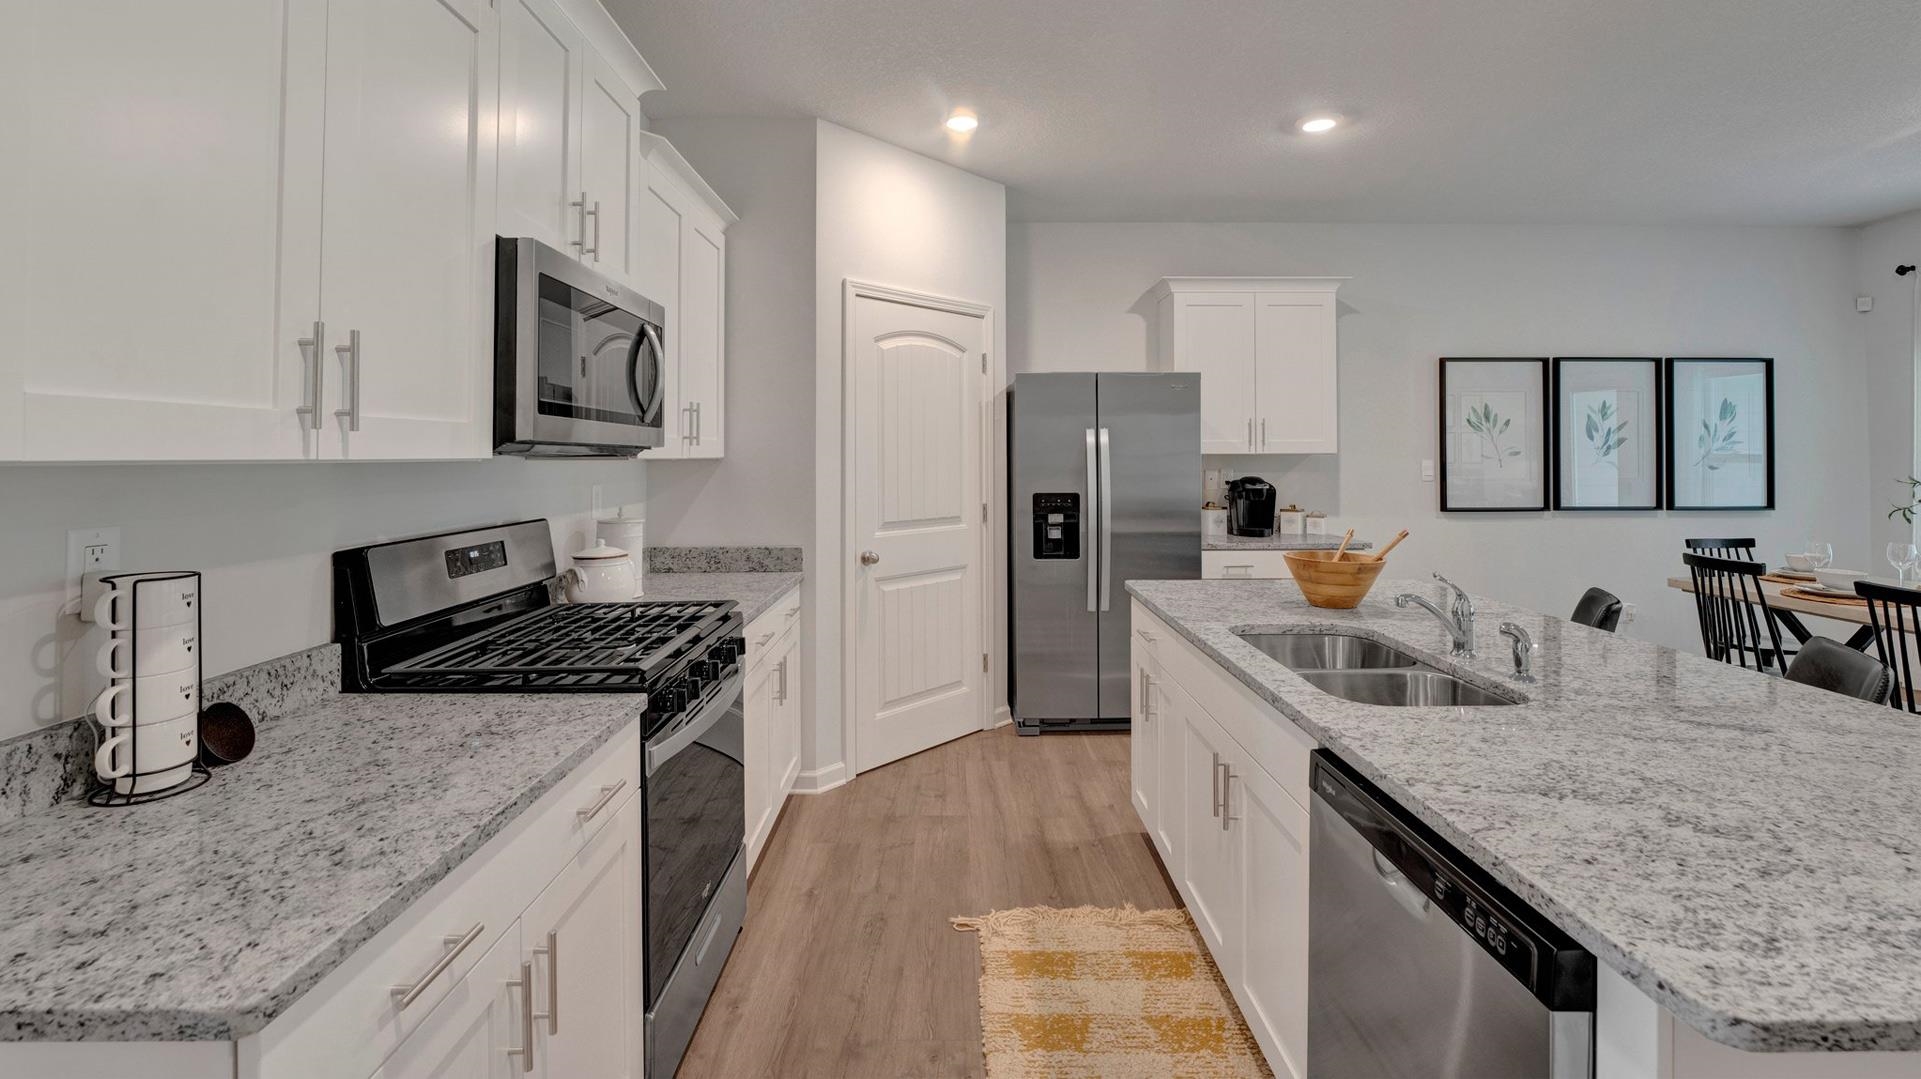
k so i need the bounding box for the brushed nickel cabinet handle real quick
[332,329,361,432]
[1222,768,1238,830]
[1211,752,1222,817]
[505,959,534,1072]
[296,320,325,429]
[576,779,627,824]
[531,930,558,1034]
[390,922,485,1009]
[1247,418,1254,449]
[570,191,589,252]
[757,631,775,646]
[1261,418,1267,448]
[590,199,601,259]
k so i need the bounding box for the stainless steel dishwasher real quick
[1309,752,1596,1078]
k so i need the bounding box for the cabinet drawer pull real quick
[1140,629,1157,642]
[1261,418,1267,448]
[1210,752,1222,817]
[296,320,325,430]
[332,329,361,432]
[785,606,799,620]
[576,779,627,823]
[505,959,534,1072]
[390,922,485,1010]
[570,191,590,252]
[756,631,775,647]
[1222,768,1238,831]
[589,199,601,259]
[531,930,559,1034]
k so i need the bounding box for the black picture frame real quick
[1551,357,1664,511]
[1664,358,1775,511]
[1438,358,1549,512]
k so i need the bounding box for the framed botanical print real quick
[1552,357,1662,510]
[1439,358,1549,511]
[1665,358,1774,510]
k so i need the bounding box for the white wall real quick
[1857,209,1921,549]
[1010,221,1869,652]
[0,461,645,742]
[815,120,1007,777]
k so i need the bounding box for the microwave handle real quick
[636,322,666,426]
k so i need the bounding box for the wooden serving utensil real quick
[1334,528,1356,560]
[1370,529,1410,561]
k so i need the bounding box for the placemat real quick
[1762,572,1818,585]
[1781,586,1868,607]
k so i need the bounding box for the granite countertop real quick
[1126,578,1921,1053]
[0,692,641,1041]
[642,570,803,622]
[1203,534,1373,552]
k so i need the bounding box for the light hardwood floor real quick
[678,725,1178,1078]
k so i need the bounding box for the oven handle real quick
[645,672,743,777]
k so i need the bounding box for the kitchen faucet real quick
[1394,573,1476,656]
[1498,622,1536,682]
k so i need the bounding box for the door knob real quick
[860,551,880,566]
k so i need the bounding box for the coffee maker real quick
[1227,476,1277,537]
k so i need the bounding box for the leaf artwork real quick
[1463,400,1520,468]
[1694,398,1740,471]
[1583,400,1628,465]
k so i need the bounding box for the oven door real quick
[496,237,667,455]
[642,672,745,1006]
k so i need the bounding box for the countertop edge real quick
[0,709,639,1043]
[1123,583,1921,1055]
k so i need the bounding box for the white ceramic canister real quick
[595,515,646,598]
[562,541,638,603]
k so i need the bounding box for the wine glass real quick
[1804,541,1834,570]
[1888,542,1919,585]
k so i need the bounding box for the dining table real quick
[1665,573,1881,652]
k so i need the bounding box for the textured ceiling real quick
[607,0,1921,225]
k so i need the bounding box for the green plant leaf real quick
[1719,398,1736,423]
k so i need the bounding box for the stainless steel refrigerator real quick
[1010,373,1200,732]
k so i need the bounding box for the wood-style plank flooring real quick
[678,725,1178,1078]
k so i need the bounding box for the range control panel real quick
[1030,493,1081,560]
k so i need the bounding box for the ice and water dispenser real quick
[1030,493,1081,559]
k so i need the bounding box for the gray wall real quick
[1009,221,1870,652]
[1857,209,1921,550]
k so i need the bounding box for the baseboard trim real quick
[990,705,1012,730]
[791,761,849,794]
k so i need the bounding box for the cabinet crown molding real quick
[1150,276,1348,299]
[556,0,663,98]
[639,130,739,226]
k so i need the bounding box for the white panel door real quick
[1236,761,1310,1079]
[850,291,987,772]
[374,922,525,1079]
[1178,691,1241,979]
[1254,292,1338,453]
[525,795,641,1079]
[316,0,496,460]
[1176,294,1256,454]
[677,212,726,458]
[496,0,583,251]
[580,48,639,284]
[7,0,325,461]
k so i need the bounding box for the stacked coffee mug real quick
[91,571,201,797]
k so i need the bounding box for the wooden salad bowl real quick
[1283,549,1389,609]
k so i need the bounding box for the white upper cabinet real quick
[1151,277,1346,455]
[313,0,497,460]
[497,0,586,252]
[637,133,735,460]
[2,0,325,461]
[579,51,641,285]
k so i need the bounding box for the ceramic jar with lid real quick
[561,540,638,603]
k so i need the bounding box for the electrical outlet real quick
[68,527,122,617]
[1857,295,1874,313]
[1621,602,1638,625]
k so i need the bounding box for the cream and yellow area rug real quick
[952,905,1272,1079]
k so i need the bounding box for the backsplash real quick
[0,642,341,826]
[648,546,804,573]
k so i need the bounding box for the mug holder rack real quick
[88,571,212,808]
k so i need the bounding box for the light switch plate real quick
[1421,459,1436,482]
[1621,602,1639,625]
[68,527,121,618]
[1857,295,1874,313]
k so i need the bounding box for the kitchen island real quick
[1127,577,1921,1078]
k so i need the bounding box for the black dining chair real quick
[1682,552,1790,672]
[1684,537,1758,561]
[1783,637,1891,704]
[1570,587,1624,632]
[1856,580,1921,713]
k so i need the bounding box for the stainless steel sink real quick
[1235,632,1421,671]
[1296,670,1519,707]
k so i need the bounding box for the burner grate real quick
[379,600,731,688]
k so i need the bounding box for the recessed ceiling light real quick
[1298,116,1339,133]
[945,112,979,133]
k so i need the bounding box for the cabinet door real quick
[1175,687,1242,980]
[496,0,584,252]
[1235,762,1310,1079]
[635,166,687,457]
[524,794,642,1079]
[4,0,324,461]
[677,211,726,458]
[743,659,777,869]
[1129,640,1159,841]
[315,0,496,460]
[1174,294,1256,455]
[1253,292,1338,453]
[774,630,803,800]
[580,49,640,284]
[1153,670,1182,867]
[374,921,526,1079]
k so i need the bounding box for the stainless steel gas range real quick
[333,519,744,1078]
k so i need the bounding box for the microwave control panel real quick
[1031,493,1080,560]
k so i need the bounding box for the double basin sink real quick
[1235,631,1518,707]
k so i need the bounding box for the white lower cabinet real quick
[1201,550,1294,580]
[1135,605,1309,1079]
[370,923,526,1079]
[744,587,805,871]
[523,795,643,1078]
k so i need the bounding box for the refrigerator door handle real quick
[1098,427,1114,612]
[1085,427,1099,613]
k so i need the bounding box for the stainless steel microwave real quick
[494,236,667,457]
